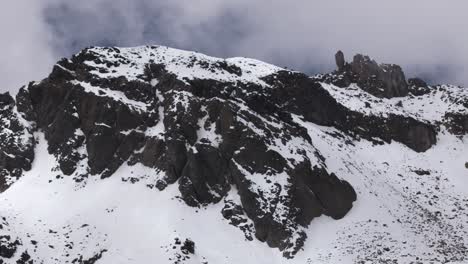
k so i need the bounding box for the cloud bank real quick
[1,0,468,92]
[0,1,55,92]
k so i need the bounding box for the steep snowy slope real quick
[0,46,466,263]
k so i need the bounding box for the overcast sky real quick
[1,1,468,92]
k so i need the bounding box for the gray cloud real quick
[2,1,468,92]
[0,1,55,92]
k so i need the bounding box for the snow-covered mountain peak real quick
[77,45,283,87]
[0,46,466,263]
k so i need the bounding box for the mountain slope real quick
[0,46,466,263]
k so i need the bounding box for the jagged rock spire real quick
[335,50,345,72]
[334,51,409,98]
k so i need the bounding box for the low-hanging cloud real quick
[2,0,468,92]
[0,1,55,92]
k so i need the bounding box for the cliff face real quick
[0,46,467,263]
[6,47,359,257]
[0,92,35,191]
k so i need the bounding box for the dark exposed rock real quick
[16,251,32,264]
[71,249,107,264]
[0,92,35,191]
[131,137,165,168]
[335,50,346,72]
[413,169,431,176]
[335,51,409,98]
[264,71,437,152]
[181,239,195,254]
[2,46,463,259]
[293,165,357,221]
[15,85,37,123]
[408,78,431,96]
[444,113,468,136]
[0,235,20,258]
[221,200,255,241]
[179,144,230,206]
[27,62,157,177]
[363,114,436,152]
[408,77,428,88]
[165,237,197,264]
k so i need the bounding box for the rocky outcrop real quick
[0,46,464,258]
[408,77,431,96]
[0,92,35,191]
[335,50,346,71]
[445,113,468,135]
[28,55,159,178]
[2,47,357,257]
[334,51,409,98]
[265,71,437,152]
[0,235,20,258]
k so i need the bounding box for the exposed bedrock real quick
[334,51,409,98]
[445,113,468,135]
[263,71,437,152]
[3,46,459,258]
[27,59,159,177]
[0,92,35,191]
[9,55,357,257]
[407,77,431,96]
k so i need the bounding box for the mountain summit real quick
[0,46,467,263]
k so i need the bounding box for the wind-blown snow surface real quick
[0,46,467,263]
